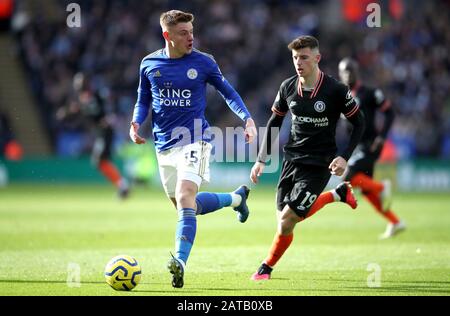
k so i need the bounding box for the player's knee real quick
[278,220,295,235]
[278,213,297,235]
[176,187,197,208]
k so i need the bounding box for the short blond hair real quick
[160,10,194,31]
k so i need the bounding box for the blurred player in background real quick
[339,57,406,239]
[57,73,130,199]
[130,10,257,288]
[250,36,365,280]
[0,109,12,157]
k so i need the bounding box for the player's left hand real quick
[370,136,385,152]
[329,156,347,176]
[130,122,146,144]
[244,118,257,143]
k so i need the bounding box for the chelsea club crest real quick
[314,101,326,113]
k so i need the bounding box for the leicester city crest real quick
[187,68,198,80]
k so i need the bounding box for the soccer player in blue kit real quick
[130,10,257,288]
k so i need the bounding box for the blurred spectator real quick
[0,110,12,157]
[11,0,450,160]
[0,109,23,160]
[56,72,130,198]
[0,0,13,32]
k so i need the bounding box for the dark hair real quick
[288,35,319,51]
[160,10,194,29]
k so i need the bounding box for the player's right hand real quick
[250,161,265,184]
[244,118,257,144]
[370,136,384,152]
[129,122,146,144]
[329,156,347,176]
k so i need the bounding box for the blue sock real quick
[196,192,232,215]
[175,208,197,265]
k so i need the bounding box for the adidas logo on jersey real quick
[153,70,162,77]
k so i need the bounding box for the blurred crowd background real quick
[1,0,449,161]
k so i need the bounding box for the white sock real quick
[230,193,242,207]
[178,258,186,270]
[331,190,340,202]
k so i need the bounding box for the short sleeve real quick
[271,83,289,116]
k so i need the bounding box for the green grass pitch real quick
[0,183,449,296]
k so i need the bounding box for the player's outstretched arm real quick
[370,136,385,153]
[56,101,81,121]
[339,107,365,159]
[129,122,146,144]
[130,60,152,145]
[250,112,284,184]
[371,103,395,152]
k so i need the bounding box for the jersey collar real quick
[297,71,324,99]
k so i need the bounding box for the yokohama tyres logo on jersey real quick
[294,115,329,127]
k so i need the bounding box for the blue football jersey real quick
[132,48,251,152]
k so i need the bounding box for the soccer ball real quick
[104,255,142,291]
